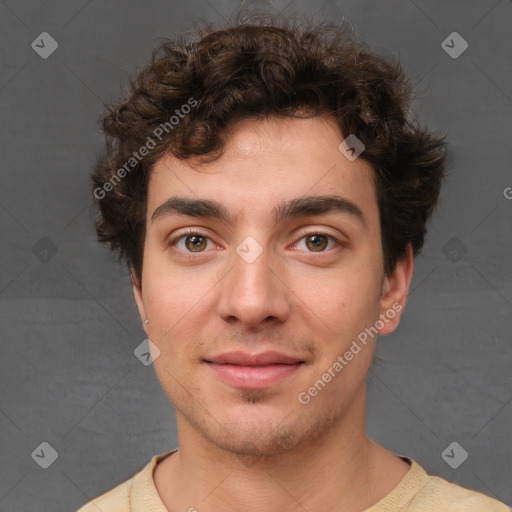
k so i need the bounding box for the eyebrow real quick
[151,195,366,227]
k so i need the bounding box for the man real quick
[79,14,509,512]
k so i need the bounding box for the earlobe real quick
[378,245,414,335]
[131,269,148,330]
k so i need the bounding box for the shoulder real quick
[375,457,510,512]
[412,469,509,511]
[76,477,132,512]
[76,450,177,512]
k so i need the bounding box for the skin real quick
[132,114,414,512]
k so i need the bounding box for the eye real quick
[294,232,340,253]
[169,230,342,255]
[170,230,216,253]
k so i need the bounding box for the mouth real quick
[204,351,306,390]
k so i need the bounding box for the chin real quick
[188,403,341,459]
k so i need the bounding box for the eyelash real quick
[168,229,342,255]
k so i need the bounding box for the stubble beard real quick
[172,386,349,459]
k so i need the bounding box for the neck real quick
[154,393,409,512]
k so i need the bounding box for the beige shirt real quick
[77,449,509,511]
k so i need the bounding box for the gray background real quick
[0,0,511,510]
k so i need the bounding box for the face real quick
[133,115,412,457]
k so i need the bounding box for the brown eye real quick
[305,234,329,252]
[185,234,207,252]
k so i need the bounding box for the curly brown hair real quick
[92,13,447,281]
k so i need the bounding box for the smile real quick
[206,362,304,389]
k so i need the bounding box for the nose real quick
[216,241,291,330]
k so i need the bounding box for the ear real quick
[378,244,414,335]
[131,269,148,331]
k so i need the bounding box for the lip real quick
[205,350,304,366]
[204,351,305,389]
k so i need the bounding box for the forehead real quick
[148,115,379,228]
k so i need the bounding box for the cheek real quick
[143,258,209,326]
[142,268,206,394]
[291,261,381,339]
[141,259,222,365]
